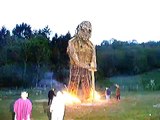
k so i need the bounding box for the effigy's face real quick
[80,28,91,40]
[76,21,92,40]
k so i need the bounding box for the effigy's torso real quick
[70,38,93,65]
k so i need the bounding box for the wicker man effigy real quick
[67,21,97,100]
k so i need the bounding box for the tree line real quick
[0,23,71,87]
[0,23,160,88]
[97,39,160,78]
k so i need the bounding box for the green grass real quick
[110,75,142,91]
[0,91,160,120]
[65,91,160,120]
[107,69,160,91]
[1,70,160,120]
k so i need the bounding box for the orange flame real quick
[62,91,81,105]
[89,90,101,101]
[62,90,101,104]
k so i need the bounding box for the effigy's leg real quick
[68,65,81,96]
[81,68,91,100]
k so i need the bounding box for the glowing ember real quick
[62,91,81,104]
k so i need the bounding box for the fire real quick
[62,90,101,105]
[62,91,81,105]
[89,90,101,101]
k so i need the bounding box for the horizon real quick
[1,23,160,45]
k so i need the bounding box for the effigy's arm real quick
[67,40,79,64]
[90,45,97,71]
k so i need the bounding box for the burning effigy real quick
[64,21,100,104]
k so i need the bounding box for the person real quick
[105,87,111,101]
[50,91,65,120]
[115,84,120,101]
[48,88,56,105]
[10,99,16,120]
[67,21,97,100]
[14,91,32,120]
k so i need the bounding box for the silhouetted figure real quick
[48,88,56,106]
[10,100,16,120]
[115,84,120,101]
[105,87,111,101]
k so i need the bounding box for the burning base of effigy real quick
[62,89,102,106]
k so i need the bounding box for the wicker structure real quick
[67,21,97,100]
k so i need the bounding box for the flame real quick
[62,91,81,105]
[62,90,101,105]
[89,90,101,101]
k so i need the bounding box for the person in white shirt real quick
[50,91,65,120]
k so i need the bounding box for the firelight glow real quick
[62,90,101,104]
[62,91,81,104]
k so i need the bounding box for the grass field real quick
[1,70,160,120]
[0,90,160,120]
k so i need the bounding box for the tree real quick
[101,40,110,46]
[0,26,10,47]
[28,36,51,86]
[33,26,51,40]
[50,32,71,82]
[12,23,32,40]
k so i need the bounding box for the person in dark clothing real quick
[115,84,120,101]
[105,87,111,101]
[48,88,56,106]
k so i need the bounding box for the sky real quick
[1,0,160,45]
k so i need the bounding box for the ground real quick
[0,90,160,120]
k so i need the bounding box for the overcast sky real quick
[1,0,160,45]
